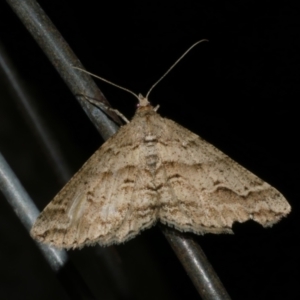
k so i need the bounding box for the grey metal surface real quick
[0,42,72,184]
[6,0,120,141]
[162,226,231,300]
[0,29,133,300]
[0,152,68,272]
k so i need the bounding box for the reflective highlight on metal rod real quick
[6,0,120,140]
[0,42,72,184]
[0,152,68,271]
[162,225,232,300]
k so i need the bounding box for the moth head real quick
[137,94,151,107]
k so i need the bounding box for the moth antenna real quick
[145,39,209,99]
[73,67,140,101]
[74,39,208,107]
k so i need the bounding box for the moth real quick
[31,41,291,249]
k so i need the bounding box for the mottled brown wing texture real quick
[153,116,291,234]
[31,110,161,248]
[31,105,291,248]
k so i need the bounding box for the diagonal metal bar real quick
[0,29,134,300]
[6,0,120,141]
[5,0,232,298]
[0,42,72,185]
[0,152,68,271]
[162,226,231,300]
[0,153,97,300]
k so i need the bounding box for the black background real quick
[0,1,298,299]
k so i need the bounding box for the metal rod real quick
[0,42,72,184]
[0,153,97,299]
[6,0,120,141]
[6,0,232,298]
[4,1,134,298]
[0,152,68,272]
[162,226,232,300]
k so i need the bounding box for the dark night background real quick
[0,1,298,299]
